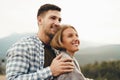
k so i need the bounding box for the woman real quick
[50,24,93,80]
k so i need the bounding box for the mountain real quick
[75,45,120,66]
[0,33,33,58]
[0,33,100,58]
[0,33,120,66]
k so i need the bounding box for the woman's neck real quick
[66,50,75,57]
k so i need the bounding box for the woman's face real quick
[62,27,80,55]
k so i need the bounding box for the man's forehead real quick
[46,10,61,17]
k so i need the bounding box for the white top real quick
[54,50,86,80]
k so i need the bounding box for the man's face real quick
[38,10,61,38]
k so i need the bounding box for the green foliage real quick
[81,60,120,80]
[0,65,5,75]
[0,59,6,75]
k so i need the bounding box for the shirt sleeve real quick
[6,43,53,80]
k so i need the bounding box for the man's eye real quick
[51,17,56,20]
[59,18,61,22]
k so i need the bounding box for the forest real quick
[81,60,120,80]
[0,60,120,80]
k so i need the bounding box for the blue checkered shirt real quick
[6,35,54,80]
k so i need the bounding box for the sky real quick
[0,0,120,44]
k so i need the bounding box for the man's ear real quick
[37,16,42,25]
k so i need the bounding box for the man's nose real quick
[53,21,60,28]
[54,20,60,26]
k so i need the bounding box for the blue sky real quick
[0,0,120,44]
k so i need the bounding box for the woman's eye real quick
[68,34,73,37]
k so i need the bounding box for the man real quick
[6,4,74,80]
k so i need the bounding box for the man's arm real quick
[6,47,52,80]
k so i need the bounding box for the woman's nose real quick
[74,36,79,40]
[74,36,80,44]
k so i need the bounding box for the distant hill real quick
[0,33,100,58]
[0,33,120,66]
[0,33,33,58]
[75,45,120,66]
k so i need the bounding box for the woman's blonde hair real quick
[50,24,77,50]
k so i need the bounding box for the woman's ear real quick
[61,43,65,49]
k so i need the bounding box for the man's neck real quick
[37,32,51,45]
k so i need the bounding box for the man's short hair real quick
[37,4,61,17]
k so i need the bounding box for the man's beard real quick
[48,34,54,39]
[45,29,55,39]
[46,32,54,39]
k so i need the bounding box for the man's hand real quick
[50,54,74,76]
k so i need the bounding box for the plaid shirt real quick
[6,35,54,80]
